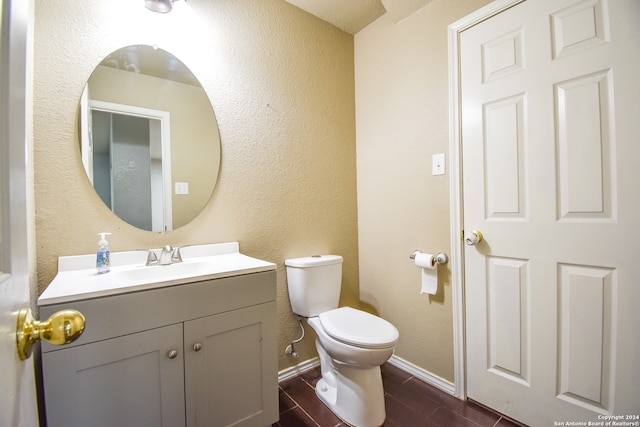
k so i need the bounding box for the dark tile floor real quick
[274,363,527,427]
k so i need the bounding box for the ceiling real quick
[283,0,434,34]
[107,0,435,83]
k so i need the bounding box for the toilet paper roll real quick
[414,253,438,295]
[414,253,435,270]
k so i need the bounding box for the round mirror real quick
[79,45,221,232]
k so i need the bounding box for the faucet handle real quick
[136,249,158,266]
[172,245,191,263]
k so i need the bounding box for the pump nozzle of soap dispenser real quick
[96,232,112,274]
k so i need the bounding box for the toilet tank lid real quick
[285,255,343,268]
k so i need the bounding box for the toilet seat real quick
[318,307,399,349]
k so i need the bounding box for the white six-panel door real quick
[460,0,640,425]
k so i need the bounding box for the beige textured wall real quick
[355,0,491,382]
[33,0,358,371]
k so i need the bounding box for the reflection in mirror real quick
[79,45,221,232]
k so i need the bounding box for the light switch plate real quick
[432,153,445,176]
[175,182,189,195]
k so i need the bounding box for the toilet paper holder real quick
[409,250,448,266]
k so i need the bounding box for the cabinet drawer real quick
[39,270,276,351]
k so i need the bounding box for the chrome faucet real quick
[171,245,190,263]
[138,245,191,266]
[137,249,159,266]
[159,245,174,265]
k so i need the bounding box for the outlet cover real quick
[432,153,445,176]
[175,182,189,195]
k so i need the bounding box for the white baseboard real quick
[387,355,456,396]
[277,354,456,398]
[278,357,320,383]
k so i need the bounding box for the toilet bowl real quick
[308,307,398,427]
[285,255,399,427]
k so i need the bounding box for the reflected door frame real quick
[81,98,173,232]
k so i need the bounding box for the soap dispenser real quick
[96,232,111,274]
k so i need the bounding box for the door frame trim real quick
[447,0,525,399]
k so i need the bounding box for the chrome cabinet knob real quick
[167,350,178,359]
[193,343,202,352]
[465,230,483,246]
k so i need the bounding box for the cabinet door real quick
[41,324,185,427]
[184,302,278,427]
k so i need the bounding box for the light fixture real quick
[145,0,173,13]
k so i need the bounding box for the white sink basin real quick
[114,259,219,283]
[38,242,276,305]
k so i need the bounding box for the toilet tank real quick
[284,255,343,317]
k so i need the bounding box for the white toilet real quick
[285,255,399,427]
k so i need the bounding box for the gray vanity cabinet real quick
[39,271,278,427]
[184,302,276,426]
[41,324,186,427]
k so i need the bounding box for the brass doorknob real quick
[16,308,86,360]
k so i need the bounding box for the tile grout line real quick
[279,386,322,427]
[401,375,415,384]
[299,377,347,427]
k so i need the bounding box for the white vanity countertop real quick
[38,242,276,306]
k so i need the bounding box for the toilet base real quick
[315,344,386,427]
